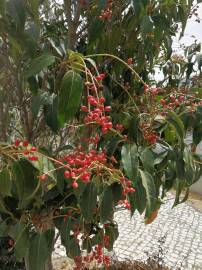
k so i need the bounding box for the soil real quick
[52,258,171,270]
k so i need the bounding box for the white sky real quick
[173,3,202,52]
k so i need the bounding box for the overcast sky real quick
[173,3,202,52]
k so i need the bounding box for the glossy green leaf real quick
[193,124,202,146]
[7,0,26,30]
[58,70,83,126]
[44,94,59,132]
[67,50,84,70]
[121,144,138,179]
[28,230,54,270]
[129,175,146,215]
[30,151,56,182]
[80,182,97,222]
[25,54,55,78]
[139,170,157,218]
[111,183,122,204]
[183,148,196,186]
[167,111,185,145]
[100,186,113,223]
[11,223,29,259]
[0,168,12,197]
[105,225,119,251]
[0,220,9,237]
[140,148,154,173]
[68,238,81,258]
[141,15,154,34]
[12,160,39,208]
[31,91,50,117]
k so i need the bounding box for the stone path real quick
[113,194,202,270]
[53,194,202,270]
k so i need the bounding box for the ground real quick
[53,192,202,270]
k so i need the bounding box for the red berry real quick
[160,99,166,105]
[105,106,111,112]
[23,140,29,147]
[64,171,71,178]
[39,174,47,181]
[72,181,78,189]
[170,95,175,102]
[99,97,106,104]
[14,139,21,147]
[127,58,133,65]
[30,146,37,152]
[81,105,88,112]
[28,156,38,161]
[96,73,105,81]
[129,187,136,193]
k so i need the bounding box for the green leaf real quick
[129,175,146,215]
[176,152,185,181]
[0,197,13,217]
[12,160,38,208]
[82,238,92,253]
[141,15,154,35]
[105,225,119,251]
[28,230,54,270]
[167,111,185,145]
[60,218,73,254]
[140,148,154,173]
[11,223,29,259]
[139,170,157,218]
[100,186,113,223]
[67,50,84,70]
[132,0,147,18]
[31,91,50,117]
[88,19,104,44]
[183,148,196,186]
[80,182,97,222]
[7,0,26,30]
[193,124,202,146]
[58,70,83,126]
[111,183,122,204]
[44,94,59,132]
[121,144,138,179]
[25,53,55,78]
[0,168,12,197]
[30,151,56,182]
[68,238,81,258]
[173,178,187,207]
[0,220,9,237]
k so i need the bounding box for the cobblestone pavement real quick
[113,194,202,270]
[53,194,202,270]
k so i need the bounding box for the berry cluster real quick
[99,0,113,21]
[14,139,38,161]
[82,95,112,134]
[61,148,107,189]
[74,244,110,270]
[140,122,159,145]
[160,93,202,112]
[144,84,161,96]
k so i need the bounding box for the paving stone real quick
[112,193,202,269]
[53,193,202,270]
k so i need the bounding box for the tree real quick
[0,0,202,269]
